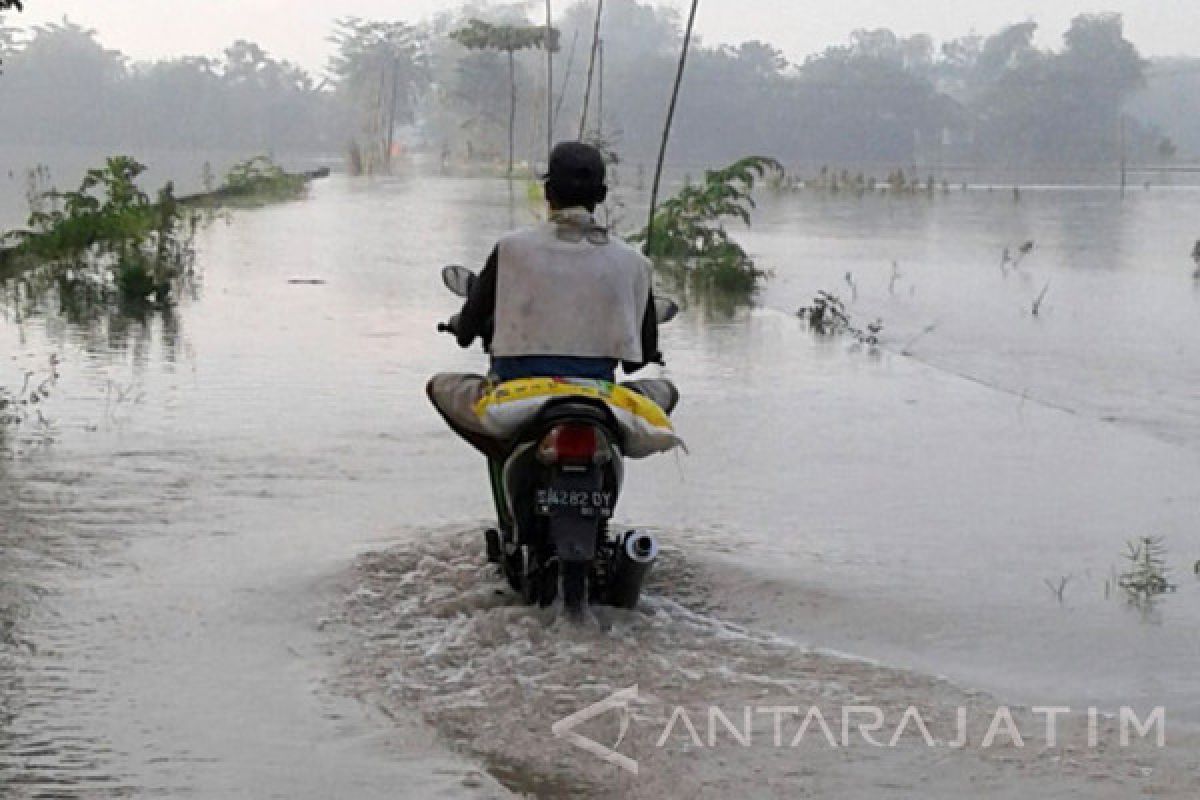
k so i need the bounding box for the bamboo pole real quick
[645,0,699,251]
[578,0,604,140]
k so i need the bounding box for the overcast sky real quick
[8,1,1198,73]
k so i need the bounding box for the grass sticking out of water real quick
[0,355,59,454]
[1118,536,1176,607]
[797,290,883,348]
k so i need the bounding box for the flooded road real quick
[2,171,1200,796]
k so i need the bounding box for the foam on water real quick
[330,526,1198,798]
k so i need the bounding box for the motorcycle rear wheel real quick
[561,561,588,613]
[499,530,522,593]
[522,549,558,607]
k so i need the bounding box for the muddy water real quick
[2,172,1200,796]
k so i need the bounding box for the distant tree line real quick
[0,18,339,151]
[1,2,1196,169]
[540,5,1179,168]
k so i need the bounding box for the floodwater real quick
[2,169,1200,796]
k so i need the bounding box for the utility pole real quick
[545,0,554,161]
[579,0,604,139]
[1119,114,1128,198]
[645,0,700,249]
[597,38,604,136]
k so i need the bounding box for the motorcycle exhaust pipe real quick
[608,531,658,609]
[625,531,659,564]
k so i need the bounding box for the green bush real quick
[631,156,781,297]
[13,156,196,304]
[217,156,308,205]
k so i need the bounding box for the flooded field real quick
[2,171,1200,796]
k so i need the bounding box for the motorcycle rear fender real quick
[500,441,623,548]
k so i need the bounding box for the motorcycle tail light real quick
[538,424,606,464]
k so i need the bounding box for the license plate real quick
[536,487,614,518]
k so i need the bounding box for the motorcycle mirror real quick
[441,265,476,297]
[653,296,679,324]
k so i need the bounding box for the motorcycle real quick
[437,264,680,613]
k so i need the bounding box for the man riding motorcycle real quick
[427,141,678,533]
[428,141,677,447]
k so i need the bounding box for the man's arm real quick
[621,293,661,374]
[455,246,498,349]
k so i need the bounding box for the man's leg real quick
[425,373,505,459]
[620,378,680,415]
[428,373,514,532]
[487,456,514,532]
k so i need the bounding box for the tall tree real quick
[1058,13,1145,161]
[970,21,1041,89]
[328,17,426,173]
[0,18,127,143]
[0,12,23,73]
[451,18,559,176]
[961,15,1145,163]
[0,0,17,78]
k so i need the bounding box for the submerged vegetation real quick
[1117,536,1176,607]
[0,155,314,307]
[632,156,782,295]
[796,290,883,347]
[0,360,56,428]
[2,156,197,306]
[0,355,58,455]
[196,156,313,208]
[1043,537,1184,613]
[0,153,310,446]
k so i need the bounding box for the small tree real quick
[451,19,559,176]
[631,156,782,294]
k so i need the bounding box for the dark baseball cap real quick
[542,141,606,189]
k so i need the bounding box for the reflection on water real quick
[2,172,1200,794]
[3,268,191,368]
